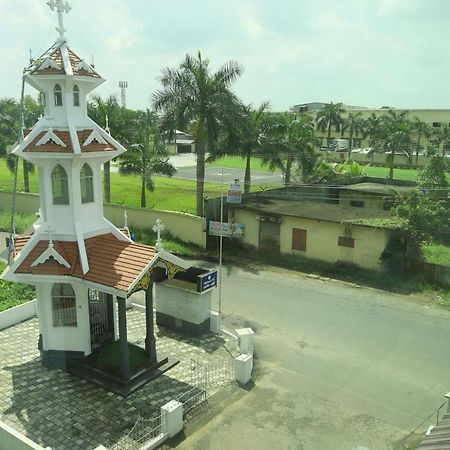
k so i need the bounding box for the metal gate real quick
[88,289,113,351]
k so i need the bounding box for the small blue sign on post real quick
[197,270,218,293]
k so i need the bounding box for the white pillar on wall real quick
[235,353,253,385]
[161,400,183,438]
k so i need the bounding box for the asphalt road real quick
[176,262,450,450]
[173,166,283,186]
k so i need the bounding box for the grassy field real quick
[0,262,35,312]
[208,155,281,172]
[0,158,222,214]
[0,156,447,217]
[423,243,450,267]
[0,158,280,214]
[210,155,450,183]
[209,155,421,181]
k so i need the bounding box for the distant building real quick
[291,102,450,157]
[223,177,415,271]
[291,102,368,113]
[166,130,195,154]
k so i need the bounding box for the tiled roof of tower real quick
[30,46,101,79]
[13,233,157,292]
[22,128,120,153]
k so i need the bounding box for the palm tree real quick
[343,112,364,160]
[262,113,317,185]
[88,95,122,203]
[363,113,382,147]
[219,101,271,194]
[311,160,365,183]
[153,52,243,216]
[411,117,431,165]
[118,110,176,208]
[371,110,413,180]
[315,102,346,147]
[0,98,19,154]
[432,124,450,157]
[1,96,40,192]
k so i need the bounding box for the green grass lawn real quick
[0,157,279,214]
[423,243,450,267]
[208,155,281,173]
[0,209,36,234]
[0,262,35,312]
[0,156,447,216]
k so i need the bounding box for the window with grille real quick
[52,283,77,327]
[350,199,364,208]
[80,163,94,203]
[338,236,355,248]
[292,228,307,251]
[54,84,63,106]
[52,164,69,205]
[73,85,80,107]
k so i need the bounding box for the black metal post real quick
[117,296,130,381]
[145,283,157,364]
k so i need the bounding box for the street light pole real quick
[218,167,224,316]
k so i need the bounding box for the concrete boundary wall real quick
[0,191,207,248]
[104,203,206,248]
[0,421,51,450]
[0,299,37,331]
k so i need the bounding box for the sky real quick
[1,0,450,112]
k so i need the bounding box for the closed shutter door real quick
[292,228,307,251]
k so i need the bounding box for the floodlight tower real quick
[119,81,128,108]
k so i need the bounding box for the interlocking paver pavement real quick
[0,307,238,450]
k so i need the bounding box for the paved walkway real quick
[0,308,237,450]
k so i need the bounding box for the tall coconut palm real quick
[363,113,382,147]
[88,95,122,203]
[315,102,346,147]
[2,96,40,192]
[0,98,19,154]
[372,110,413,180]
[262,113,317,185]
[219,101,271,194]
[432,124,450,157]
[411,117,432,165]
[343,112,364,160]
[118,110,175,208]
[152,52,243,216]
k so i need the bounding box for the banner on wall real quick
[209,221,244,238]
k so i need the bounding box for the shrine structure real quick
[1,0,216,396]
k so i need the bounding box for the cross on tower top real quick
[153,219,164,251]
[47,0,71,43]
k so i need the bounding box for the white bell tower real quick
[12,0,127,242]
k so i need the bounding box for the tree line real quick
[0,52,449,218]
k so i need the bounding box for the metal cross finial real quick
[153,219,164,251]
[47,0,71,43]
[105,115,111,134]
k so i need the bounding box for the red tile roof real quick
[31,47,100,79]
[14,233,157,293]
[22,128,119,154]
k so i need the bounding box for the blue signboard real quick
[197,270,218,293]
